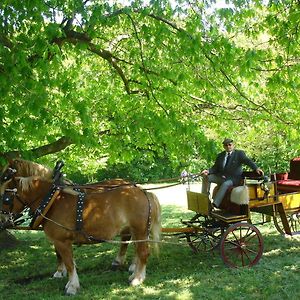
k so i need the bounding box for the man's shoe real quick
[212,203,221,211]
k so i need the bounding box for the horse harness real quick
[1,179,153,240]
[1,162,153,241]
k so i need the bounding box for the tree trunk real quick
[0,230,19,249]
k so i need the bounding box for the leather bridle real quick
[0,169,29,228]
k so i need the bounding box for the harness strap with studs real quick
[30,185,61,229]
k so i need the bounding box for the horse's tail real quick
[146,191,161,256]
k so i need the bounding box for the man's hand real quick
[256,168,264,176]
[201,170,209,176]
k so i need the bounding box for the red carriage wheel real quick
[220,222,263,268]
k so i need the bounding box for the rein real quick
[29,209,194,248]
[27,208,188,247]
[69,182,137,192]
[23,183,153,244]
[143,182,182,190]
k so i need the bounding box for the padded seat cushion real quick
[275,172,289,180]
[277,179,300,186]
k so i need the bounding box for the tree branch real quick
[0,136,74,162]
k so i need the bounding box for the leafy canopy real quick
[1,0,300,179]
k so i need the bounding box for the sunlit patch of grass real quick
[264,248,284,256]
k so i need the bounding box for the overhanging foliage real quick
[1,0,300,179]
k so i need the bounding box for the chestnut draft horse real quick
[0,175,161,295]
[0,158,155,274]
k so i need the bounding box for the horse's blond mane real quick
[18,176,54,192]
[13,159,53,179]
[18,176,36,192]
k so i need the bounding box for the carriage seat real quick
[274,157,300,193]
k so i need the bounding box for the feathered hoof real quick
[64,282,80,296]
[129,272,145,286]
[65,287,78,296]
[53,270,67,278]
[128,263,136,273]
[129,277,144,287]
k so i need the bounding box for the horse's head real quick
[0,174,23,229]
[1,159,53,184]
[0,175,53,229]
[0,158,18,184]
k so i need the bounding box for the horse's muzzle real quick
[0,211,15,230]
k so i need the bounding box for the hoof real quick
[65,285,79,296]
[129,277,144,287]
[65,287,78,296]
[111,260,121,271]
[65,281,80,296]
[53,270,67,278]
[128,263,136,273]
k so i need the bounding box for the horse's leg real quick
[128,256,137,273]
[53,247,67,278]
[112,227,131,270]
[54,240,80,295]
[129,234,149,286]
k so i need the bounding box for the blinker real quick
[0,168,17,183]
[1,189,16,207]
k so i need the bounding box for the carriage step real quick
[161,227,203,233]
[211,211,248,223]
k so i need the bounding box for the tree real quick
[0,0,300,177]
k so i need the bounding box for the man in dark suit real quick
[201,138,264,208]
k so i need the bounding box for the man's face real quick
[223,142,234,152]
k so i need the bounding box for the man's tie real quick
[224,153,231,168]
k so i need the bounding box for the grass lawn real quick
[0,184,299,299]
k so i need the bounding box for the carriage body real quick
[184,176,299,268]
[186,177,299,233]
[186,190,211,215]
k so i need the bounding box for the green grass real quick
[0,205,299,300]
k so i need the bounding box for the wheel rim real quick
[290,212,300,232]
[273,211,300,234]
[273,213,285,234]
[186,228,222,253]
[220,222,263,268]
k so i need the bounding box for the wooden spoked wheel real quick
[186,228,222,253]
[220,222,263,268]
[273,211,300,234]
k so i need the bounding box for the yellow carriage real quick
[181,174,299,268]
